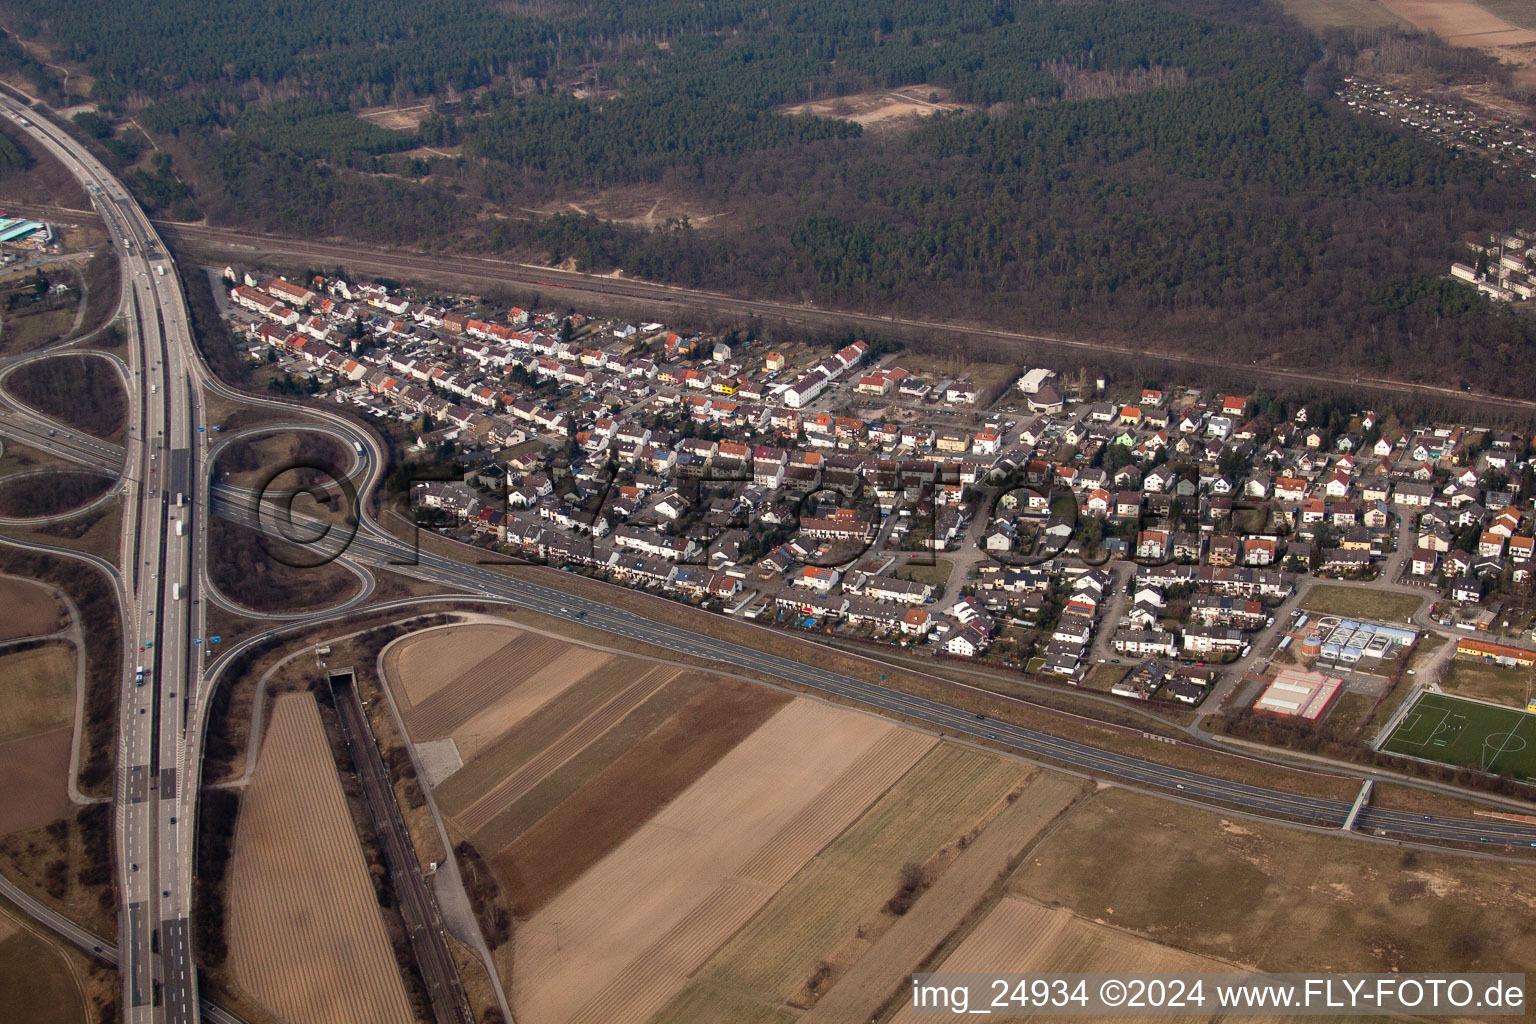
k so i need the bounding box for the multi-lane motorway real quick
[0,92,207,1024]
[6,85,1536,1024]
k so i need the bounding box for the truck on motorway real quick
[175,491,184,508]
[173,583,183,601]
[156,265,165,276]
[353,440,365,457]
[175,519,185,537]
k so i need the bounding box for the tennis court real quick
[1383,692,1536,778]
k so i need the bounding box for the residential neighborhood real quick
[218,267,1536,711]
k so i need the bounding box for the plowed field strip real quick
[737,729,935,884]
[487,679,788,913]
[431,665,633,816]
[455,665,678,834]
[452,647,614,759]
[227,694,414,1024]
[565,880,773,1024]
[389,624,520,707]
[802,773,1086,1024]
[551,723,931,1024]
[408,634,567,737]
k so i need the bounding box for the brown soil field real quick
[0,643,74,742]
[887,897,1236,1024]
[801,772,1085,1024]
[453,645,613,759]
[432,660,649,815]
[0,728,71,836]
[490,676,791,916]
[1277,0,1409,32]
[512,700,932,1024]
[656,744,1029,1024]
[1377,0,1536,45]
[227,693,413,1024]
[452,671,717,851]
[454,662,679,835]
[387,622,513,706]
[396,629,592,742]
[1011,786,1536,974]
[0,918,87,1024]
[0,576,63,639]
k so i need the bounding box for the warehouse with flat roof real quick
[1253,668,1343,720]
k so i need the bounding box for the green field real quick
[1383,693,1536,779]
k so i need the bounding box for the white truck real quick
[173,583,183,601]
[175,519,185,537]
[155,265,165,277]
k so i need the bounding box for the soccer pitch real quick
[1383,692,1536,779]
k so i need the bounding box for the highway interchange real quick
[4,89,1536,1024]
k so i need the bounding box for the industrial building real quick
[0,217,53,249]
[1298,616,1417,669]
[1253,668,1344,720]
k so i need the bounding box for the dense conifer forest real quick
[6,0,1536,389]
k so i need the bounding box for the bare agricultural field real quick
[430,659,648,818]
[0,643,74,742]
[453,662,679,835]
[0,912,87,1024]
[391,626,605,749]
[1475,0,1536,31]
[1011,786,1536,974]
[802,772,1086,1024]
[0,575,63,639]
[656,744,1029,1024]
[512,700,933,1024]
[1377,0,1536,45]
[1277,0,1409,31]
[466,670,725,853]
[227,693,414,1024]
[453,645,612,759]
[489,675,790,915]
[0,728,70,836]
[887,897,1236,1024]
[387,622,512,705]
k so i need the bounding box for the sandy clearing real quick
[387,623,520,707]
[228,693,413,1024]
[450,647,612,760]
[0,576,62,640]
[781,85,973,128]
[454,664,677,835]
[803,772,1086,1024]
[888,897,1238,1023]
[0,727,70,836]
[512,701,931,1024]
[1377,0,1536,44]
